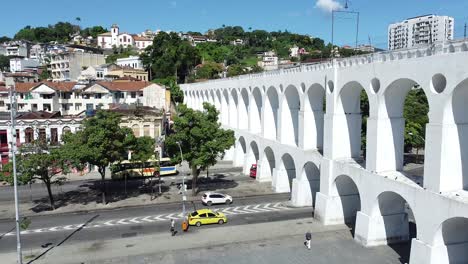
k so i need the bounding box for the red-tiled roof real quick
[15,81,77,93]
[97,81,152,92]
[134,36,152,41]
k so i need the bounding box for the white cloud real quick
[315,0,343,13]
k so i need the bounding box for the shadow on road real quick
[26,214,99,264]
[31,178,170,212]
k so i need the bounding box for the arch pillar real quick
[222,146,234,161]
[424,122,461,192]
[258,151,274,182]
[354,211,409,247]
[366,116,404,172]
[323,112,362,160]
[303,109,324,150]
[409,239,445,264]
[297,110,305,149]
[279,107,299,146]
[291,177,313,207]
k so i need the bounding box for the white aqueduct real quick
[181,40,468,264]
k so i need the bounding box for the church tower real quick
[111,24,119,46]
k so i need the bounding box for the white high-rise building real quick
[388,15,454,50]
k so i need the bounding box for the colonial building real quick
[0,81,168,116]
[97,24,153,50]
[0,111,83,164]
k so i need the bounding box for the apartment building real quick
[49,52,106,81]
[0,81,167,115]
[388,14,454,50]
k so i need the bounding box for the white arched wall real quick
[291,162,320,207]
[258,146,275,182]
[450,78,468,191]
[229,89,239,128]
[379,78,425,172]
[244,141,260,175]
[317,174,361,225]
[239,88,249,130]
[213,90,222,113]
[234,136,247,167]
[336,81,368,160]
[355,191,416,247]
[427,217,468,264]
[280,85,300,146]
[264,87,279,140]
[250,87,263,134]
[221,89,230,126]
[303,84,325,150]
[273,153,296,193]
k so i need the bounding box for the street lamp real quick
[175,141,186,218]
[8,82,23,264]
[331,1,360,58]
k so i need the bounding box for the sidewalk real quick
[0,218,351,264]
[0,174,275,220]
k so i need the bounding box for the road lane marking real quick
[3,201,296,236]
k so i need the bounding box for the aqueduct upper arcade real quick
[181,40,468,264]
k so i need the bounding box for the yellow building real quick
[107,65,149,81]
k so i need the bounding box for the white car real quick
[202,192,233,206]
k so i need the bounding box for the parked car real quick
[188,209,227,227]
[202,192,233,206]
[249,164,257,178]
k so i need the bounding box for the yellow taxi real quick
[188,209,227,227]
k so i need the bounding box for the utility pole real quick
[8,82,23,264]
[464,23,467,39]
[330,0,360,57]
[176,142,186,218]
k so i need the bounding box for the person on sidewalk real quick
[304,231,312,250]
[170,219,177,236]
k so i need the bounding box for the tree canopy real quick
[62,110,136,204]
[164,103,235,195]
[140,32,201,83]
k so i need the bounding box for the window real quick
[0,101,3,107]
[94,94,102,99]
[62,126,71,135]
[62,92,71,99]
[61,103,69,111]
[199,213,208,218]
[207,213,216,218]
[25,128,34,143]
[43,104,51,111]
[50,128,58,144]
[143,125,151,136]
[38,128,46,143]
[32,104,38,111]
[75,103,82,111]
[123,36,127,42]
[131,92,136,98]
[132,125,140,137]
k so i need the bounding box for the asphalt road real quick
[0,193,310,254]
[0,170,246,204]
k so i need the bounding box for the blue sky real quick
[2,0,468,49]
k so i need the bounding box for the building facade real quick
[388,14,454,50]
[116,56,143,69]
[49,52,106,82]
[9,58,40,73]
[97,24,153,50]
[0,81,167,115]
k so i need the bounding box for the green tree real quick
[0,141,70,209]
[0,55,10,71]
[165,103,235,195]
[227,64,247,77]
[140,32,201,82]
[62,111,136,204]
[0,36,11,43]
[195,62,223,79]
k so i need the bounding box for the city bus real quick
[110,157,177,180]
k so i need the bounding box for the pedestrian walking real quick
[170,219,177,236]
[304,231,311,250]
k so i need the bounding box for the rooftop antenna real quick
[344,0,349,9]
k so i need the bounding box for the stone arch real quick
[293,162,320,207]
[274,153,296,193]
[250,87,263,134]
[234,136,247,167]
[382,78,428,172]
[239,88,249,130]
[337,81,369,161]
[303,83,326,150]
[451,78,468,191]
[221,89,230,125]
[331,175,361,226]
[244,141,260,175]
[280,85,300,146]
[432,217,468,264]
[211,90,221,112]
[229,89,239,128]
[259,146,275,182]
[264,86,279,140]
[365,191,417,248]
